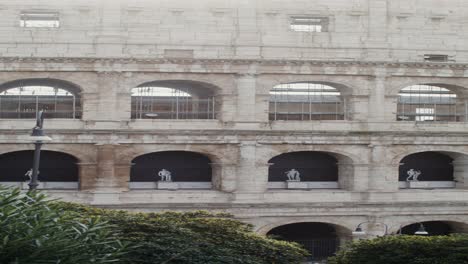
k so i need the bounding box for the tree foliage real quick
[329,235,468,264]
[0,187,128,264]
[56,202,309,264]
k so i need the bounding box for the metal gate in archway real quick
[294,238,341,262]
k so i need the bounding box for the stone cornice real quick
[1,56,468,70]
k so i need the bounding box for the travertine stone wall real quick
[1,0,468,238]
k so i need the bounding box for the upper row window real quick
[290,16,328,32]
[20,11,60,28]
[0,80,465,123]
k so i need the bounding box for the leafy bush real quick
[56,202,309,264]
[329,235,468,264]
[0,187,127,264]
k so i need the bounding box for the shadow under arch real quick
[266,221,352,261]
[397,150,468,189]
[397,220,468,236]
[0,150,79,182]
[130,150,212,183]
[267,150,355,190]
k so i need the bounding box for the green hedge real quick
[0,187,128,264]
[329,235,468,264]
[55,202,309,264]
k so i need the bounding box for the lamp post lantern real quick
[352,221,389,237]
[28,111,52,190]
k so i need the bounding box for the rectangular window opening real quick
[290,16,328,32]
[424,54,448,62]
[416,108,435,121]
[20,11,60,28]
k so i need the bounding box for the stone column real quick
[346,95,370,121]
[236,74,265,122]
[235,142,268,194]
[116,92,132,120]
[78,162,98,190]
[339,163,370,192]
[95,73,120,121]
[216,93,236,122]
[114,162,132,191]
[368,144,398,191]
[368,70,390,122]
[453,157,468,189]
[94,144,127,191]
[80,92,99,120]
[256,93,271,122]
[211,163,237,192]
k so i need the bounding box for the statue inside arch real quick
[285,169,301,182]
[157,169,172,182]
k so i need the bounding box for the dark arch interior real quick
[130,151,212,182]
[399,152,454,181]
[400,221,452,236]
[268,151,338,181]
[267,222,339,261]
[0,150,78,182]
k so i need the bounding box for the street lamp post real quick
[352,221,389,237]
[28,111,52,191]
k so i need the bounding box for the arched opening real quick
[129,151,212,189]
[267,222,350,262]
[399,221,468,236]
[399,151,455,189]
[268,151,339,189]
[269,82,346,121]
[131,80,218,119]
[0,150,79,189]
[0,79,82,119]
[397,84,465,122]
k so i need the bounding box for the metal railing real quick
[0,110,82,119]
[131,97,217,120]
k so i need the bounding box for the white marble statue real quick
[158,169,172,182]
[24,168,39,180]
[406,169,421,181]
[285,169,301,182]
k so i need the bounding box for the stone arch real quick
[388,79,468,97]
[390,148,468,166]
[0,78,83,95]
[258,75,360,96]
[130,80,222,119]
[124,74,233,95]
[396,220,468,235]
[130,151,212,182]
[0,150,79,189]
[261,220,353,261]
[395,83,467,122]
[0,144,95,164]
[261,146,364,191]
[264,146,363,166]
[117,145,225,166]
[268,151,339,189]
[257,219,353,236]
[394,149,468,189]
[268,81,348,121]
[0,78,83,119]
[119,145,234,191]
